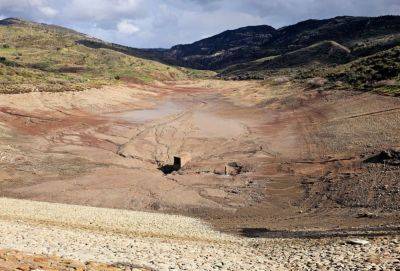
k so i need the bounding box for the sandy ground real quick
[0,79,399,233]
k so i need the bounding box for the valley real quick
[0,79,399,234]
[0,14,399,271]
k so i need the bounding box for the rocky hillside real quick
[0,18,199,94]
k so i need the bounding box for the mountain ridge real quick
[75,15,400,75]
[1,15,399,94]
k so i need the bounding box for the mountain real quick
[100,15,398,72]
[78,25,278,70]
[135,15,398,94]
[0,18,200,94]
[228,15,400,81]
[155,25,277,70]
[262,16,400,55]
[2,16,399,95]
[221,40,352,76]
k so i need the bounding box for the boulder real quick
[225,162,242,176]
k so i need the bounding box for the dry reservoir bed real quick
[0,80,399,269]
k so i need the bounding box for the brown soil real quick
[0,249,150,271]
[0,80,399,235]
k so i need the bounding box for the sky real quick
[0,0,399,48]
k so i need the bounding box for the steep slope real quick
[0,18,196,94]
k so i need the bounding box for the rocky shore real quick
[0,198,398,270]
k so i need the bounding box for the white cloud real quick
[117,20,140,35]
[0,0,58,19]
[63,0,144,23]
[0,0,399,48]
[38,6,58,17]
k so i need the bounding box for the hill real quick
[221,40,352,78]
[2,16,399,95]
[76,15,399,93]
[77,25,278,70]
[325,45,400,94]
[103,15,400,72]
[155,25,277,70]
[0,18,200,94]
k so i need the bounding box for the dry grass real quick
[0,19,205,94]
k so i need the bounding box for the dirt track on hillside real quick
[0,80,399,234]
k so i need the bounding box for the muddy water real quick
[112,95,248,139]
[117,100,184,122]
[192,111,246,138]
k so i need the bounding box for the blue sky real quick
[0,0,399,48]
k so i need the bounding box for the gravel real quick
[0,198,399,271]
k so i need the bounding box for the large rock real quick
[224,162,242,176]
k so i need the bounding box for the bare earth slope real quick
[0,79,398,269]
[0,79,399,232]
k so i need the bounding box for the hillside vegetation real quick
[115,15,400,72]
[221,41,352,77]
[326,45,400,95]
[0,18,200,94]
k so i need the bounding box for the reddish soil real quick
[0,249,150,271]
[0,82,399,235]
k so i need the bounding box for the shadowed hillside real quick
[221,41,352,77]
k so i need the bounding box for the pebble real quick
[0,198,397,271]
[346,239,370,245]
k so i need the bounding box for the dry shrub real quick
[374,79,398,87]
[306,77,327,88]
[273,76,290,85]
